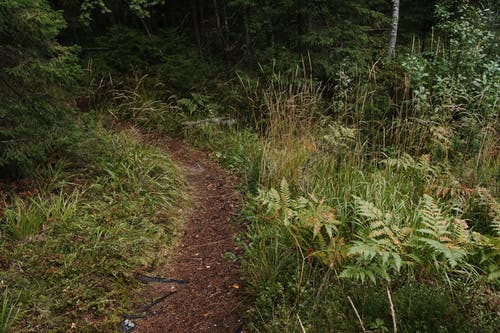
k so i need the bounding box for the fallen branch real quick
[183,117,237,126]
[387,286,397,333]
[143,291,177,312]
[347,296,367,333]
[136,274,189,285]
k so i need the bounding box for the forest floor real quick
[131,132,245,333]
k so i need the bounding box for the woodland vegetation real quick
[0,0,498,331]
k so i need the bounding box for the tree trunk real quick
[387,0,400,60]
[191,0,202,56]
[243,9,251,64]
[297,0,303,36]
[223,1,230,45]
[212,0,229,65]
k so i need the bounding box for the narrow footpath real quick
[133,133,244,332]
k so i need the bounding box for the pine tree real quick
[0,0,81,176]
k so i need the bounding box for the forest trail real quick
[132,132,244,333]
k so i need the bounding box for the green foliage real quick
[80,0,111,22]
[244,173,498,331]
[340,194,476,284]
[346,281,499,333]
[257,179,340,240]
[0,0,81,176]
[243,171,499,331]
[3,193,79,240]
[401,3,499,158]
[88,26,211,93]
[240,0,389,78]
[128,0,165,18]
[107,76,185,132]
[80,0,165,21]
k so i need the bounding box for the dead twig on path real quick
[136,274,189,285]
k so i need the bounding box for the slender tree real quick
[388,0,400,59]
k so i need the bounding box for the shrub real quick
[88,26,211,93]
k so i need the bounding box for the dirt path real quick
[132,134,244,332]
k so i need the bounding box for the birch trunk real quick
[388,0,400,60]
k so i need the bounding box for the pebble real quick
[121,319,136,332]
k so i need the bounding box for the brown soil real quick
[132,133,244,333]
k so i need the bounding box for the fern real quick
[340,197,412,283]
[256,179,296,226]
[355,196,384,220]
[256,180,342,267]
[340,263,389,284]
[341,195,480,284]
[279,178,292,225]
[416,195,468,269]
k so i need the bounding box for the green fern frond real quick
[419,194,452,237]
[279,178,290,206]
[452,218,471,243]
[419,238,466,267]
[340,264,379,284]
[420,195,443,224]
[348,241,380,260]
[354,196,384,220]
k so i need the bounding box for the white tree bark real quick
[388,0,400,60]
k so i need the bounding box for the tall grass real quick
[253,71,325,188]
[0,289,19,333]
[4,192,80,240]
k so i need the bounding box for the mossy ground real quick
[0,118,185,332]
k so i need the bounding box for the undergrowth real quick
[168,64,498,331]
[0,117,184,331]
[81,10,499,330]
